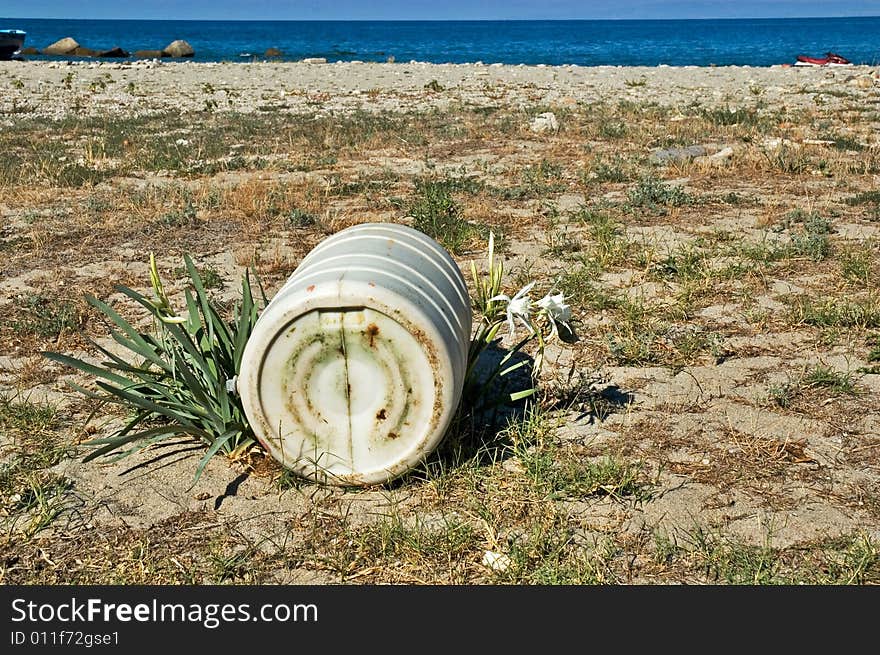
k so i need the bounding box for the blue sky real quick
[2,0,879,20]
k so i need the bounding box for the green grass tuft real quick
[408,178,487,254]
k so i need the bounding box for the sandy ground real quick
[2,59,879,119]
[1,60,879,584]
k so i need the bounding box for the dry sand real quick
[1,60,879,584]
[2,59,879,120]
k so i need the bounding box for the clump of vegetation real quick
[802,364,860,395]
[844,190,880,221]
[700,105,762,127]
[0,394,73,537]
[781,209,832,261]
[288,208,318,228]
[628,174,692,212]
[768,363,862,408]
[589,155,633,183]
[7,293,83,339]
[789,295,880,329]
[407,178,487,254]
[45,255,265,485]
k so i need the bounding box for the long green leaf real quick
[170,349,212,408]
[509,388,537,402]
[43,351,135,388]
[233,273,256,372]
[83,425,207,462]
[103,327,174,375]
[86,294,169,370]
[185,254,234,353]
[183,287,201,336]
[94,381,212,423]
[191,428,237,487]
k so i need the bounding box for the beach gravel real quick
[1,60,877,120]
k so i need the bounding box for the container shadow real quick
[403,341,535,482]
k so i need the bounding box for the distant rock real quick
[97,47,129,58]
[529,112,558,134]
[265,47,283,57]
[19,47,40,55]
[762,137,796,151]
[134,50,165,58]
[73,47,100,57]
[43,37,79,55]
[695,146,735,166]
[162,40,194,58]
[649,145,708,164]
[301,57,327,64]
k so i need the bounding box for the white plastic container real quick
[238,223,472,485]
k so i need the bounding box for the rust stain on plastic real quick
[306,284,315,292]
[365,323,379,347]
[376,408,387,421]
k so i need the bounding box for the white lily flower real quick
[537,292,571,324]
[536,293,572,338]
[490,281,535,335]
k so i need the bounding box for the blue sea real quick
[2,17,879,67]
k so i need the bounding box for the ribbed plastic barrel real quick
[238,223,472,485]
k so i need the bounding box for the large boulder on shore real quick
[134,49,165,58]
[43,37,79,55]
[73,46,100,57]
[19,47,40,55]
[265,47,283,57]
[162,40,194,58]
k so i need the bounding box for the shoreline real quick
[1,59,878,120]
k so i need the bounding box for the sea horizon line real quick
[3,15,880,23]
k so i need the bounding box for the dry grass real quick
[1,86,879,585]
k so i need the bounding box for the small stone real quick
[650,145,708,164]
[502,457,525,474]
[695,146,734,166]
[301,57,327,64]
[529,111,558,134]
[481,550,512,572]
